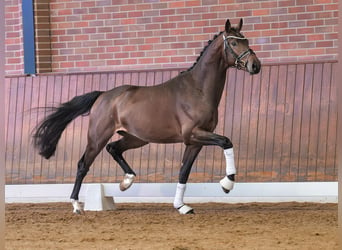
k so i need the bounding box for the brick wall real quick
[5,0,24,75]
[5,0,338,75]
[34,0,52,73]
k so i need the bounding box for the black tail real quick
[33,91,104,159]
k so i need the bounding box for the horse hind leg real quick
[106,132,148,191]
[70,130,114,214]
[70,142,108,214]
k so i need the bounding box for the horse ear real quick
[237,18,243,32]
[225,19,231,32]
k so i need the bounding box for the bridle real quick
[223,34,254,70]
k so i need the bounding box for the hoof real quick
[71,199,84,215]
[177,205,194,215]
[120,173,135,191]
[73,208,83,215]
[220,175,235,193]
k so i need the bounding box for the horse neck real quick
[190,37,228,107]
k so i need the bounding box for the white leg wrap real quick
[173,183,186,209]
[220,148,236,193]
[120,173,135,191]
[224,148,236,176]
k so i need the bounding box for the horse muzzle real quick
[246,55,261,75]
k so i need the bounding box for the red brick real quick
[325,33,338,40]
[60,62,74,68]
[261,30,278,37]
[297,42,315,48]
[81,1,96,8]
[280,43,297,50]
[8,58,21,64]
[99,53,113,59]
[155,57,170,63]
[315,0,332,3]
[162,50,177,56]
[65,2,81,9]
[307,34,324,41]
[139,45,153,51]
[289,35,306,42]
[176,8,192,15]
[307,5,323,11]
[123,58,137,64]
[106,46,120,53]
[271,36,288,43]
[171,43,186,49]
[106,33,120,39]
[252,9,270,16]
[297,0,313,5]
[128,11,143,18]
[74,35,89,41]
[136,4,152,10]
[122,45,137,52]
[325,4,338,10]
[97,13,112,19]
[272,22,288,29]
[307,48,325,55]
[254,23,270,30]
[160,9,175,16]
[316,12,333,19]
[145,37,161,44]
[242,2,260,10]
[177,22,192,28]
[121,19,136,25]
[130,51,144,57]
[145,23,160,30]
[169,1,185,8]
[58,9,72,15]
[161,23,176,29]
[138,58,153,64]
[171,56,186,63]
[120,5,135,12]
[316,41,333,47]
[185,0,201,7]
[307,19,324,26]
[236,10,252,17]
[260,1,277,8]
[170,29,186,36]
[193,6,209,14]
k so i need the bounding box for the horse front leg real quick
[189,128,236,193]
[174,145,202,214]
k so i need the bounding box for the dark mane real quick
[180,27,244,74]
[180,31,224,74]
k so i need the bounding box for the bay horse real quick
[33,19,261,214]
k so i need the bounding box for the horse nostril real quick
[252,63,257,71]
[252,62,260,74]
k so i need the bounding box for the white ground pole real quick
[5,182,338,211]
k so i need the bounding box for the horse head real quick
[223,19,261,75]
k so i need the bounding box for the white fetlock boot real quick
[120,173,135,191]
[220,175,235,193]
[71,199,84,214]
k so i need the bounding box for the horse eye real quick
[231,41,237,46]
